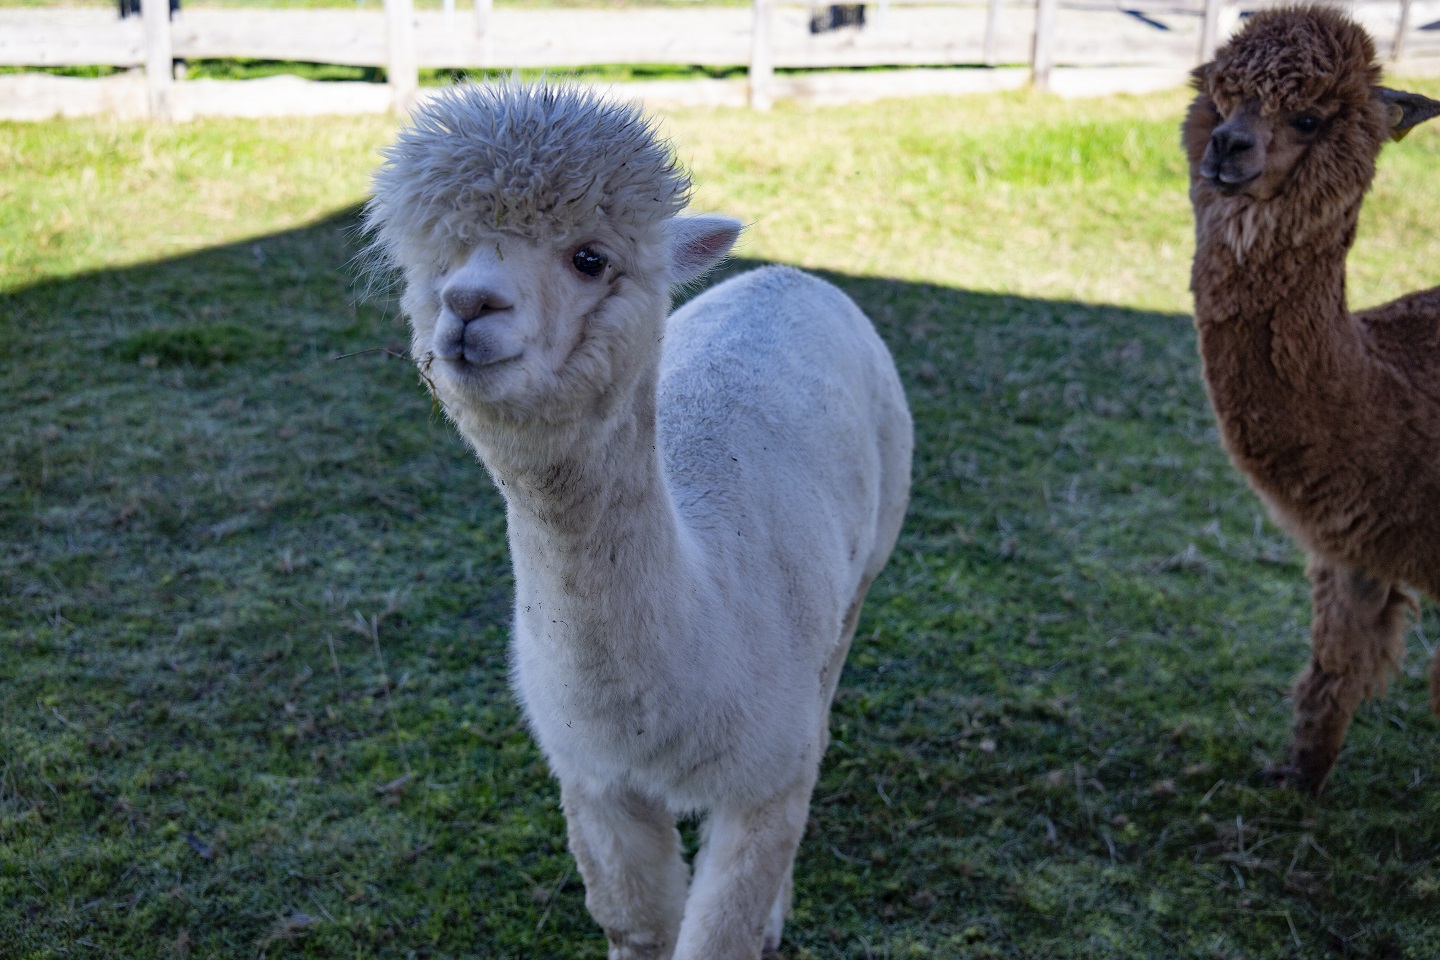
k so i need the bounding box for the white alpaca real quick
[364,81,912,959]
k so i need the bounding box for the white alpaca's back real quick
[663,265,908,597]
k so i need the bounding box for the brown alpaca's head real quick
[1184,6,1439,226]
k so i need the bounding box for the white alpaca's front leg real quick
[562,779,690,960]
[673,775,814,960]
[763,859,794,957]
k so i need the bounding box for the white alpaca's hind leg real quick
[562,779,689,960]
[673,775,814,960]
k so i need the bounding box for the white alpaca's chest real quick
[509,608,826,811]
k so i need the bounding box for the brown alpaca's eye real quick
[1292,114,1322,134]
[572,247,608,278]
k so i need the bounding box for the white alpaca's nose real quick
[443,284,514,323]
[433,279,518,365]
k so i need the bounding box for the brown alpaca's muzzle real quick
[1199,102,1267,194]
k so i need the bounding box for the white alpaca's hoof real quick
[606,929,674,960]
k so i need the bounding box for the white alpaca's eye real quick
[572,247,608,278]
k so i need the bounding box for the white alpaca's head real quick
[364,81,741,431]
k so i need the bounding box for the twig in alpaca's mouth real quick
[416,351,443,420]
[330,346,409,362]
[328,345,446,421]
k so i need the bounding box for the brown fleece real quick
[1183,6,1440,792]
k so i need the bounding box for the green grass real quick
[4,82,1440,958]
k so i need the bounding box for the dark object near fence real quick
[810,4,866,34]
[118,0,180,19]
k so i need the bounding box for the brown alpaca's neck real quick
[1189,194,1370,468]
[1192,195,1364,387]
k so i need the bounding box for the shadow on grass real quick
[3,207,1438,959]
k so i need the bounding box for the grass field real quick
[4,82,1440,959]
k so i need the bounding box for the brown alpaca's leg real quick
[1286,562,1412,794]
[1430,648,1440,717]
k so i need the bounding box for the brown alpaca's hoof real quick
[1259,761,1296,788]
[1259,760,1322,794]
[1277,745,1333,796]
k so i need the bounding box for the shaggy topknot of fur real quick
[1207,5,1380,115]
[364,80,691,273]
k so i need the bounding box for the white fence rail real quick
[1,0,1437,120]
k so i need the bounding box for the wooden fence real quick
[1,0,1437,120]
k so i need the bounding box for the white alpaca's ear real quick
[667,215,742,286]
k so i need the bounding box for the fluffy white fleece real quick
[366,81,688,274]
[364,79,913,960]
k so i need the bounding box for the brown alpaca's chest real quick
[1204,354,1440,596]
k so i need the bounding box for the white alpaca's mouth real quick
[430,320,521,372]
[440,352,521,375]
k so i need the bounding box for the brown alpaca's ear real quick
[1378,87,1440,141]
[1189,62,1213,91]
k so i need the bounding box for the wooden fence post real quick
[385,0,418,114]
[1031,0,1057,91]
[1393,0,1413,62]
[984,0,1004,66]
[140,0,173,121]
[1199,0,1223,63]
[749,0,773,111]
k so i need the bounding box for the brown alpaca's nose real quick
[1210,125,1255,160]
[1199,120,1261,187]
[443,285,514,324]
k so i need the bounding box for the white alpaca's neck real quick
[475,374,694,665]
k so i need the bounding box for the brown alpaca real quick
[1183,5,1440,794]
